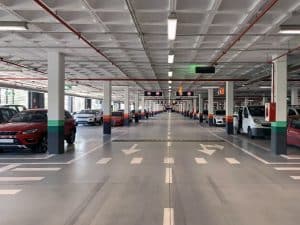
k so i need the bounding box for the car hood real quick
[0,122,45,132]
[76,114,95,117]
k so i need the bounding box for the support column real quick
[134,91,139,122]
[271,56,287,155]
[291,87,298,105]
[226,81,234,134]
[103,81,112,135]
[47,51,65,154]
[262,96,266,105]
[208,89,214,126]
[193,97,197,119]
[244,97,248,106]
[199,94,204,123]
[141,95,145,119]
[124,86,130,126]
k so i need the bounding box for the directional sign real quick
[198,144,224,156]
[121,144,141,155]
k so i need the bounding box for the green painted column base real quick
[271,121,287,155]
[48,120,64,154]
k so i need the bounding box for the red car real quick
[0,109,76,153]
[287,117,300,148]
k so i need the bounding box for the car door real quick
[287,120,300,146]
[242,107,250,133]
[64,111,74,136]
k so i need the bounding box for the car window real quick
[10,111,47,123]
[291,120,300,129]
[0,109,11,122]
[64,111,72,119]
[289,109,296,116]
[248,106,265,117]
[17,106,25,112]
[215,110,225,116]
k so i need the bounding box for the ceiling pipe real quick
[0,57,45,74]
[33,0,144,89]
[211,0,279,65]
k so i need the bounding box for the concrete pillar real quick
[68,96,73,113]
[47,51,65,154]
[141,95,145,118]
[103,81,112,135]
[226,81,234,134]
[208,89,214,126]
[262,96,266,105]
[193,97,197,114]
[271,56,287,155]
[291,87,298,106]
[124,86,130,126]
[199,94,204,123]
[244,97,248,106]
[134,91,139,122]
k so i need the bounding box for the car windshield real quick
[10,111,47,123]
[215,110,225,116]
[248,106,265,117]
[78,110,96,114]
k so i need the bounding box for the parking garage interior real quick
[1,0,300,225]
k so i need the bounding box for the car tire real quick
[247,128,254,139]
[66,130,76,144]
[32,136,47,153]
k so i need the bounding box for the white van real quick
[237,106,271,138]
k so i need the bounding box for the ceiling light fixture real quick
[259,86,271,89]
[169,86,171,89]
[279,25,300,34]
[201,86,219,89]
[168,80,172,84]
[168,71,173,77]
[0,21,28,31]
[168,54,174,64]
[168,13,177,40]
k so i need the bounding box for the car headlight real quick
[22,129,39,134]
[253,119,261,124]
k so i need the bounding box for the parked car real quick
[287,117,300,147]
[0,109,76,153]
[111,111,124,126]
[288,106,300,119]
[0,104,27,112]
[74,109,103,125]
[213,110,226,126]
[238,105,271,138]
[0,108,17,123]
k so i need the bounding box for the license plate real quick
[0,139,14,143]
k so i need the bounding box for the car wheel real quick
[247,128,254,139]
[32,136,47,153]
[66,130,76,144]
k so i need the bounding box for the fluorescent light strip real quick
[168,71,173,77]
[0,22,28,31]
[279,30,300,34]
[201,86,219,89]
[168,14,177,40]
[168,54,174,64]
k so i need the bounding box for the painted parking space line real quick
[0,189,21,195]
[274,167,300,171]
[290,176,300,180]
[12,168,61,171]
[280,155,300,160]
[195,158,207,164]
[0,154,54,160]
[130,157,143,164]
[163,208,174,225]
[164,157,174,164]
[96,158,112,165]
[0,177,44,182]
[225,158,240,165]
[165,168,172,184]
[0,164,20,173]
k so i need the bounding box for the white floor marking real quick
[165,168,172,184]
[199,149,216,156]
[274,167,300,171]
[12,168,61,171]
[280,155,300,160]
[163,208,174,225]
[0,177,44,181]
[0,164,20,173]
[0,189,21,195]
[0,154,54,160]
[96,158,112,164]
[164,157,174,164]
[130,157,143,164]
[195,158,207,164]
[122,144,141,155]
[225,158,240,165]
[290,176,300,180]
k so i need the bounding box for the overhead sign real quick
[176,91,194,96]
[195,66,215,74]
[144,91,162,96]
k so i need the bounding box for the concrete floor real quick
[1,112,300,225]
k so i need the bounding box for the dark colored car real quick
[0,109,76,153]
[0,108,17,123]
[287,117,300,148]
[111,111,124,126]
[0,105,27,112]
